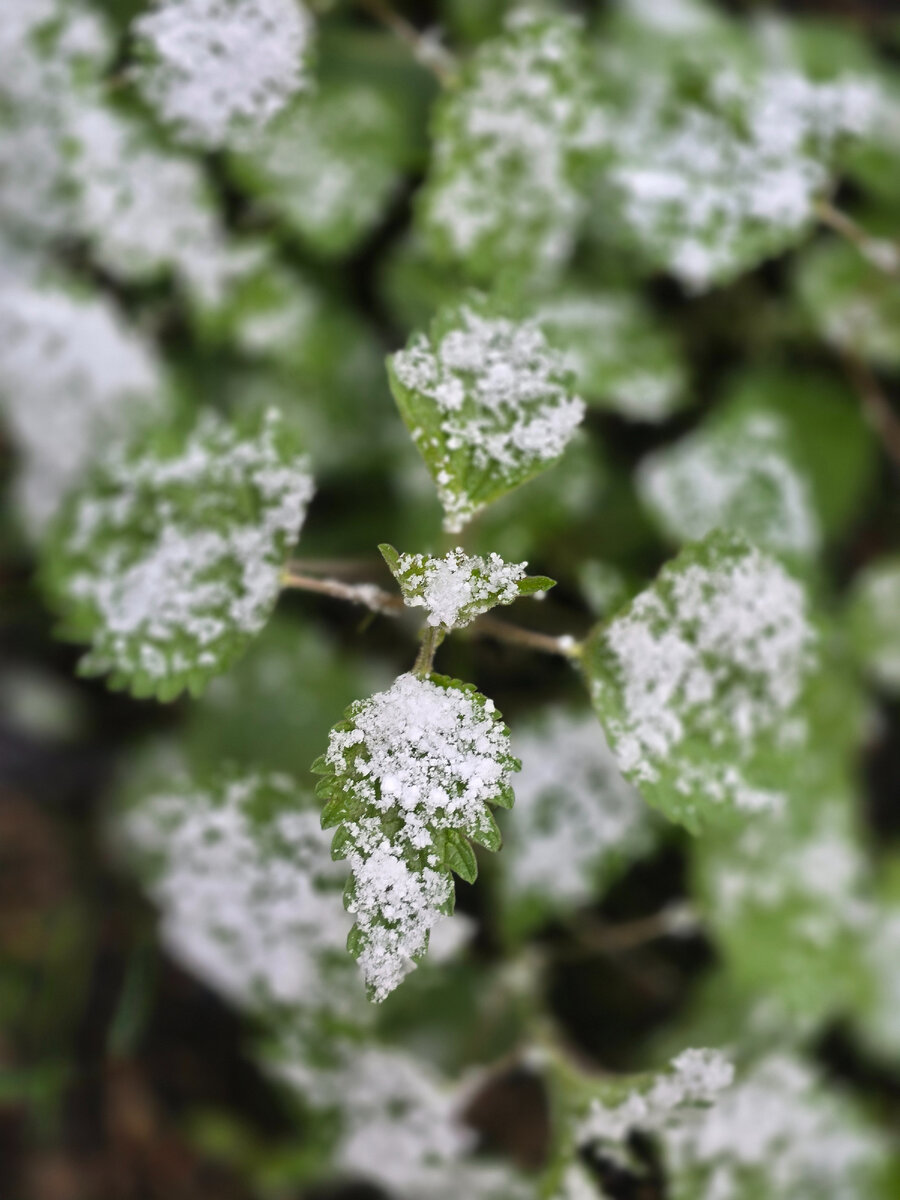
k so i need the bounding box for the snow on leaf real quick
[230,77,410,257]
[379,544,554,632]
[417,10,603,283]
[119,768,366,1026]
[500,709,657,935]
[535,287,689,422]
[387,299,585,533]
[0,278,166,539]
[795,237,900,371]
[602,59,877,290]
[845,555,900,693]
[583,532,819,832]
[42,409,314,701]
[314,673,518,1002]
[132,0,314,150]
[637,407,821,559]
[575,1051,889,1200]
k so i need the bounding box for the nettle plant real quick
[7,0,900,1197]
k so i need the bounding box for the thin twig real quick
[281,568,580,658]
[840,349,900,472]
[557,903,700,961]
[469,615,581,660]
[281,569,404,613]
[815,199,900,276]
[355,0,455,84]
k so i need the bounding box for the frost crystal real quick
[503,711,655,922]
[605,65,877,289]
[133,0,314,149]
[120,772,361,1019]
[389,303,585,531]
[381,545,552,631]
[577,1051,887,1200]
[638,410,821,558]
[318,674,518,1001]
[0,280,164,537]
[418,11,602,281]
[45,410,314,699]
[586,533,818,829]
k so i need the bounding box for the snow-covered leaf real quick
[500,709,656,937]
[846,555,900,692]
[119,767,366,1029]
[42,409,314,701]
[417,10,602,283]
[132,0,315,150]
[637,406,821,560]
[313,673,518,1001]
[583,532,819,831]
[600,56,877,289]
[230,76,411,257]
[387,298,585,532]
[379,544,554,631]
[535,287,689,422]
[0,277,166,539]
[795,236,900,370]
[573,1050,889,1200]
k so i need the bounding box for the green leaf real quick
[795,236,900,371]
[637,397,822,561]
[229,75,413,258]
[596,42,877,290]
[315,672,519,1001]
[416,10,602,284]
[583,532,820,832]
[845,554,900,692]
[499,708,657,940]
[534,287,689,422]
[379,543,555,631]
[41,409,314,702]
[117,764,371,1039]
[387,297,585,532]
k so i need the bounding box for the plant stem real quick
[355,0,455,84]
[282,564,581,659]
[281,569,405,613]
[413,624,443,676]
[815,199,900,276]
[470,615,582,660]
[840,349,900,471]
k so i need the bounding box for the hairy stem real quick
[840,349,900,471]
[413,624,444,676]
[355,0,455,84]
[469,615,582,660]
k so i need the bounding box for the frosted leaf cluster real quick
[606,66,877,289]
[586,534,819,829]
[418,11,602,281]
[0,280,164,537]
[389,303,585,531]
[133,0,314,149]
[638,410,821,558]
[47,410,314,698]
[235,79,406,256]
[576,1051,887,1200]
[382,545,549,631]
[846,555,900,692]
[120,773,361,1019]
[278,1044,529,1200]
[503,711,656,918]
[536,290,687,422]
[319,674,517,1001]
